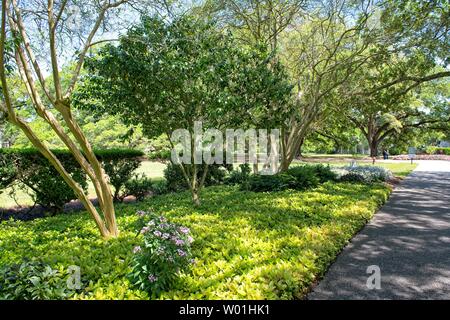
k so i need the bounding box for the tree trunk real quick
[0,0,125,239]
[192,189,201,206]
[280,129,306,172]
[369,140,379,157]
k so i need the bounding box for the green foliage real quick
[147,149,171,161]
[77,15,292,137]
[244,164,336,192]
[225,164,252,186]
[0,261,77,300]
[90,148,146,202]
[164,163,229,192]
[0,183,390,299]
[285,166,320,189]
[0,148,88,213]
[124,175,154,201]
[130,211,194,296]
[151,180,170,196]
[310,164,338,183]
[0,151,16,193]
[426,146,450,155]
[0,148,144,211]
[246,173,298,192]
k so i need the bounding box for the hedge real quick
[0,148,145,213]
[425,146,450,155]
[242,164,336,193]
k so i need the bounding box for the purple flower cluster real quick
[148,274,158,283]
[153,230,162,237]
[137,210,147,217]
[132,210,195,291]
[132,246,142,254]
[179,226,190,234]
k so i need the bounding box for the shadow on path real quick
[308,167,450,300]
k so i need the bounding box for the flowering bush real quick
[334,166,393,183]
[129,210,194,295]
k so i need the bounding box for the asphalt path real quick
[308,161,450,299]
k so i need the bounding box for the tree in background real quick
[198,0,306,52]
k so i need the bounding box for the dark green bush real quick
[124,174,154,201]
[246,173,297,192]
[310,164,337,183]
[244,164,334,192]
[96,149,145,202]
[340,172,367,183]
[0,261,78,300]
[164,163,230,192]
[151,180,169,196]
[225,164,251,187]
[2,149,88,214]
[0,152,16,193]
[0,148,144,211]
[286,166,320,190]
[147,149,171,161]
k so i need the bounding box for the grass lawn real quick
[0,182,390,299]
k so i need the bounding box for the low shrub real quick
[147,149,171,161]
[95,149,145,202]
[225,164,251,186]
[130,211,194,296]
[124,174,154,201]
[244,164,333,192]
[286,166,320,190]
[0,261,78,300]
[425,146,450,155]
[0,152,16,193]
[335,166,393,183]
[246,173,297,192]
[310,164,337,183]
[151,180,170,196]
[2,149,88,214]
[0,148,144,210]
[391,154,450,161]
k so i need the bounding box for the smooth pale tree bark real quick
[167,132,209,206]
[0,0,134,238]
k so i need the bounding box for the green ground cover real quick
[0,182,390,299]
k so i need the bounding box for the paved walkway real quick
[308,160,450,299]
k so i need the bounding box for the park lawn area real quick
[0,182,390,299]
